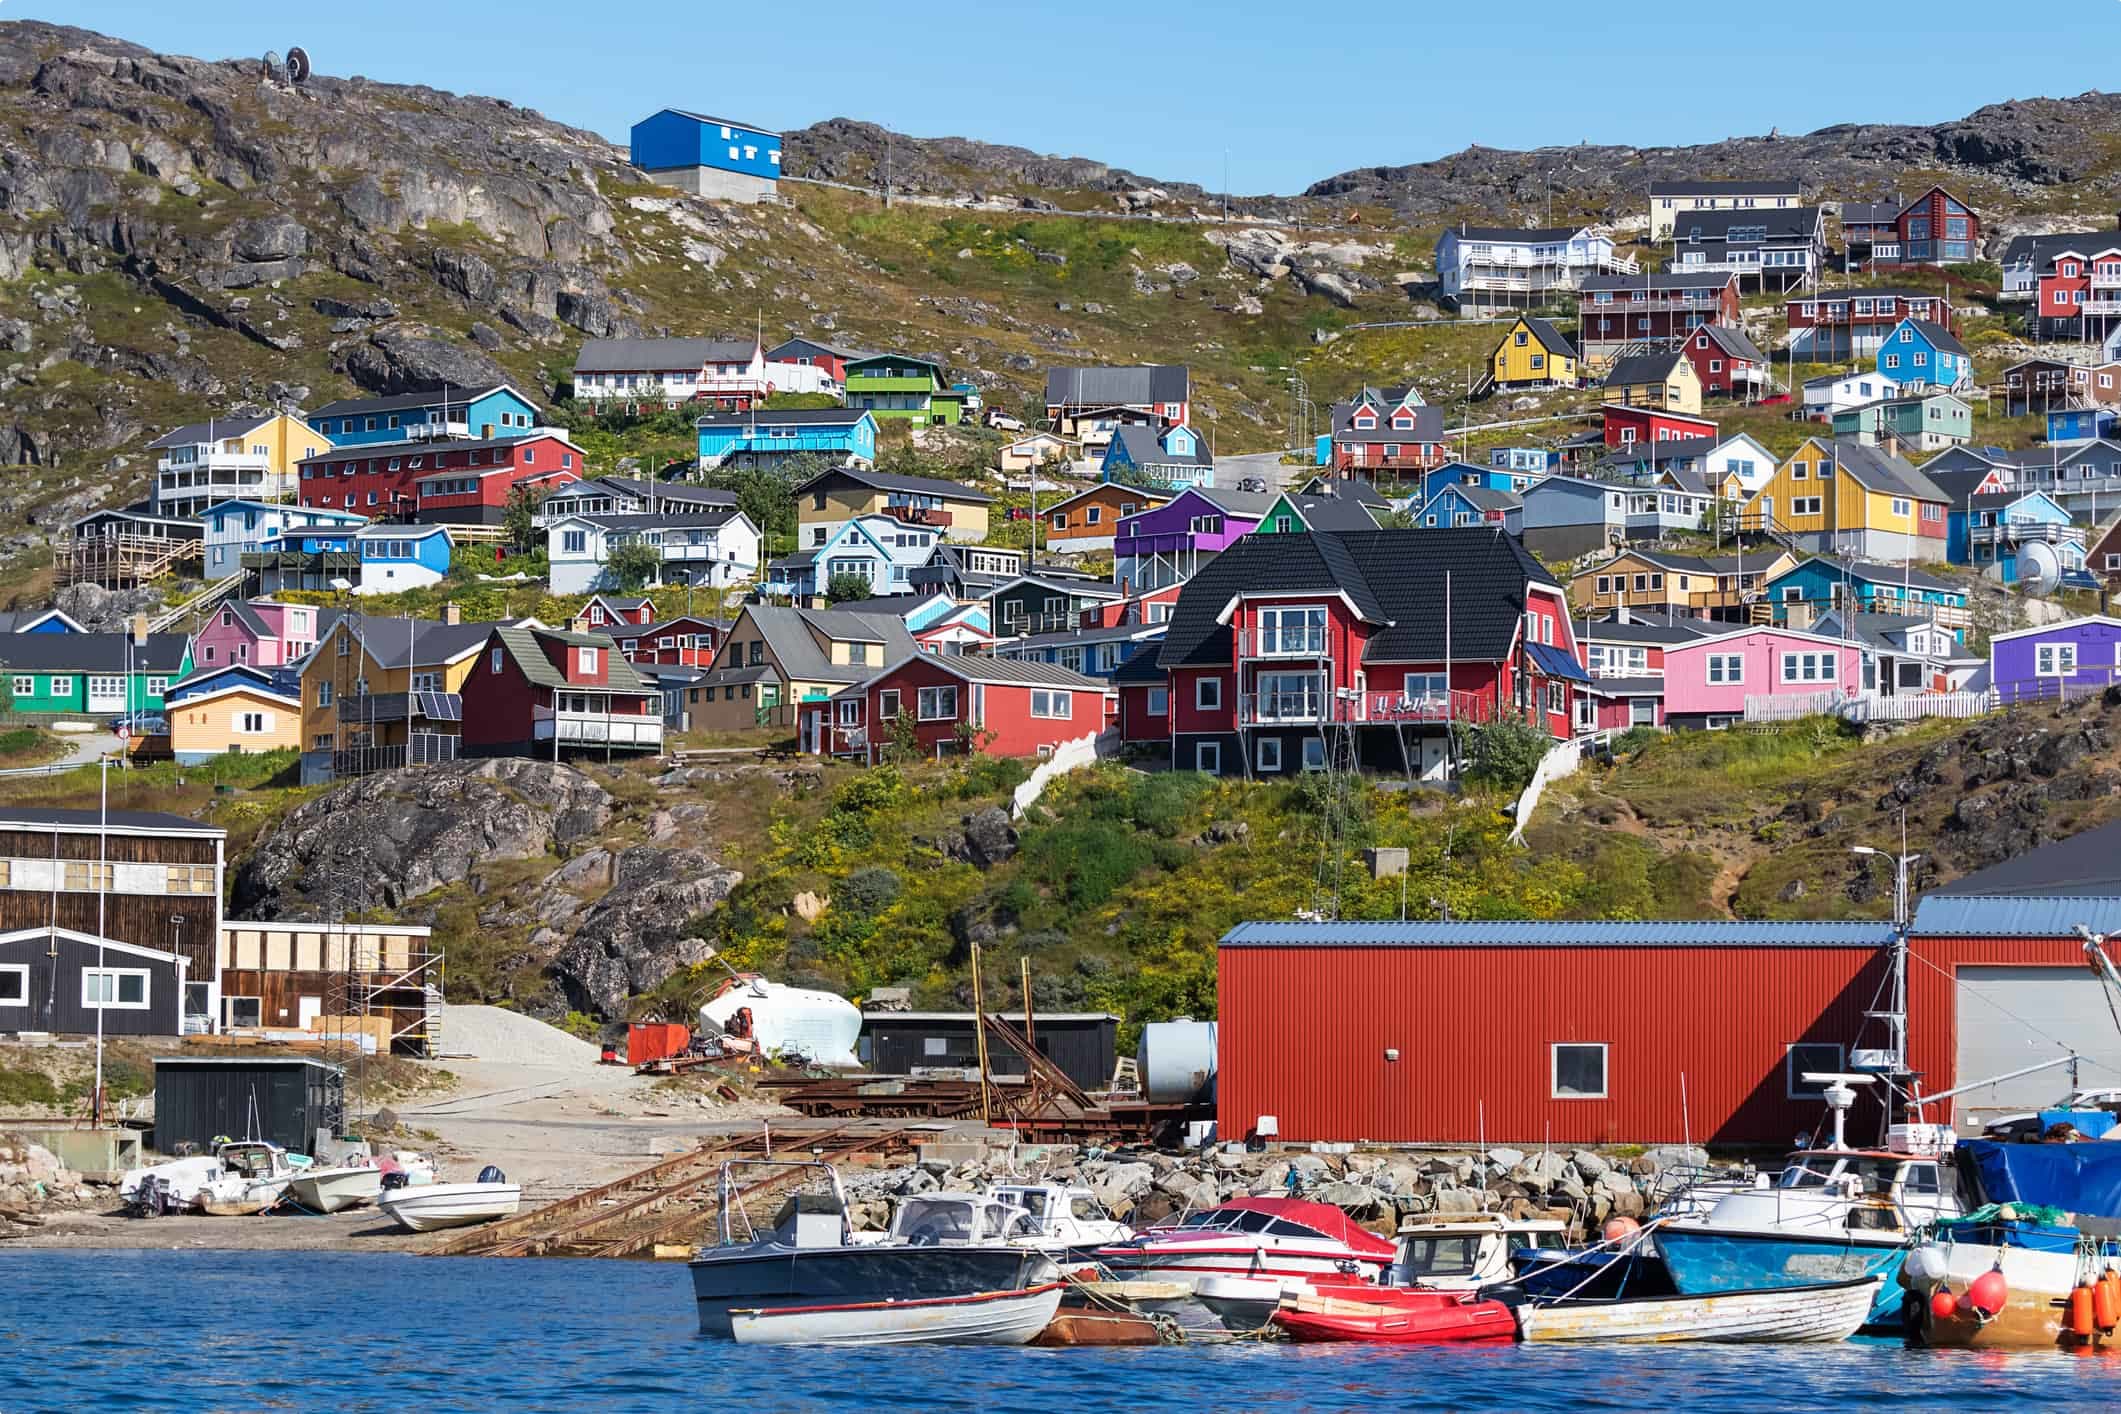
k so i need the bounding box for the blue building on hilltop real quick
[630,109,782,203]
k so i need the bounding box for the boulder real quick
[1487,1145,1527,1171]
[551,846,745,1016]
[229,212,309,262]
[338,323,512,398]
[1312,1179,1387,1218]
[1431,1184,1482,1214]
[1569,1149,1610,1179]
[1092,1161,1156,1209]
[232,759,613,918]
[937,806,1018,869]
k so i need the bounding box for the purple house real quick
[1112,486,1276,591]
[1988,615,2121,705]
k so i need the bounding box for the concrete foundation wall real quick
[643,165,778,204]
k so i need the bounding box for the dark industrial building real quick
[859,1012,1120,1093]
[0,926,189,1036]
[153,1056,344,1157]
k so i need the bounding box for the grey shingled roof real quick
[893,655,1107,690]
[0,633,190,673]
[331,617,511,670]
[573,337,755,372]
[1518,317,1577,360]
[148,414,275,449]
[1044,365,1190,408]
[792,466,994,504]
[310,385,528,420]
[1814,440,1948,503]
[1789,554,1960,595]
[1578,271,1736,293]
[1449,225,1588,243]
[1669,207,1821,241]
[1697,325,1767,363]
[1838,201,1905,226]
[739,605,919,684]
[489,624,652,694]
[1330,401,1445,443]
[1604,351,1689,387]
[1110,424,1212,469]
[1900,318,1969,357]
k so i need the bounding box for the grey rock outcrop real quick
[549,846,744,1015]
[232,759,613,918]
[337,324,513,398]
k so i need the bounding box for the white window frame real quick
[1706,653,1743,684]
[2037,642,2079,676]
[0,963,26,1007]
[1195,675,1223,711]
[1194,741,1221,774]
[1256,736,1282,772]
[1551,1042,1608,1100]
[83,967,151,1011]
[917,685,959,721]
[1030,689,1071,720]
[1145,686,1169,716]
[878,688,902,721]
[9,676,31,698]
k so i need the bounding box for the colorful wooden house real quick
[1043,484,1172,554]
[1788,288,1955,360]
[150,412,333,519]
[693,604,918,734]
[298,430,581,522]
[295,612,497,782]
[1600,404,1717,450]
[793,466,992,546]
[1255,489,1385,535]
[1323,385,1448,477]
[804,656,1107,764]
[1415,484,1521,531]
[0,632,190,720]
[1763,555,1971,637]
[1738,439,1950,562]
[309,385,541,448]
[764,513,939,599]
[190,599,328,673]
[1112,486,1274,591]
[2091,517,2121,586]
[1102,423,1214,490]
[1952,490,2085,584]
[1572,547,1794,621]
[1575,271,1741,369]
[1662,626,1865,730]
[1679,324,1772,401]
[1045,365,1190,433]
[843,355,962,425]
[1876,319,1973,392]
[1831,393,1973,453]
[696,409,878,471]
[460,624,662,757]
[1485,317,1578,393]
[1987,616,2121,705]
[166,665,303,764]
[1884,186,1981,268]
[1602,350,1705,414]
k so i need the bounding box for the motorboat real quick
[1095,1197,1398,1330]
[1067,1278,1223,1337]
[1903,1139,2121,1349]
[984,1182,1133,1256]
[288,1164,386,1213]
[1652,1142,1959,1329]
[1270,1286,1519,1345]
[119,1154,226,1214]
[689,1162,1059,1338]
[729,1283,1064,1347]
[378,1169,521,1232]
[191,1142,300,1217]
[1512,1243,1676,1301]
[1391,1214,1566,1292]
[1516,1275,1879,1344]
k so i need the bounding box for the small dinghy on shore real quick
[1515,1275,1878,1344]
[729,1283,1065,1347]
[378,1166,520,1233]
[287,1165,385,1214]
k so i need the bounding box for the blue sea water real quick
[0,1250,2116,1412]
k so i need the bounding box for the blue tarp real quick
[2042,1109,2121,1140]
[1961,1139,2121,1217]
[1526,641,1592,684]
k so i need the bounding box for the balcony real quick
[2084,300,2121,316]
[888,504,954,528]
[403,419,472,439]
[158,451,272,476]
[2091,271,2121,290]
[532,706,665,748]
[1968,521,2087,549]
[1237,626,1328,659]
[1581,296,1720,316]
[1235,688,1532,728]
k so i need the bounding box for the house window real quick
[9,676,30,698]
[1786,1043,1845,1100]
[1195,676,1222,711]
[237,711,268,734]
[2036,642,2079,676]
[1706,653,1743,684]
[1145,686,1168,716]
[1030,689,1071,719]
[879,689,901,720]
[836,699,862,726]
[563,530,587,555]
[167,865,216,894]
[0,965,25,1007]
[1594,576,1611,595]
[83,968,149,1010]
[63,861,114,891]
[1552,1043,1608,1099]
[1257,606,1327,656]
[917,685,959,721]
[1890,498,1910,518]
[491,647,504,674]
[1780,651,1832,683]
[1194,741,1221,774]
[1256,736,1282,772]
[317,680,334,708]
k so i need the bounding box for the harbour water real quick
[3,1249,2115,1411]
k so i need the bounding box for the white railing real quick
[158,451,273,474]
[532,708,665,746]
[1842,692,1992,723]
[1743,689,1846,722]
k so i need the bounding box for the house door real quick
[1418,735,1449,782]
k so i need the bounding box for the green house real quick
[0,633,193,718]
[1254,489,1385,535]
[1831,392,1971,453]
[844,354,963,425]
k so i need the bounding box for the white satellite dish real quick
[2020,538,2063,596]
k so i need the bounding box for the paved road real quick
[1216,449,1305,495]
[0,731,113,778]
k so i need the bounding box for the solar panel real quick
[415,691,463,722]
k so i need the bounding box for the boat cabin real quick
[888,1193,1039,1246]
[985,1182,1129,1247]
[1393,1215,1568,1291]
[1765,1149,1956,1228]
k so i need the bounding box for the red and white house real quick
[299,431,583,524]
[571,595,656,634]
[1325,385,1449,476]
[1787,287,1956,360]
[1678,325,1772,401]
[1146,528,1590,780]
[1080,582,1185,630]
[613,614,728,668]
[1601,404,1718,450]
[2036,240,2121,337]
[460,624,664,757]
[801,655,1108,764]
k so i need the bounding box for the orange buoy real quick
[1968,1267,2010,1317]
[2098,1270,2121,1331]
[1929,1288,1959,1321]
[1602,1216,1640,1243]
[2069,1285,2097,1338]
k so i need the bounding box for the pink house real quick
[1662,626,1864,730]
[189,599,331,672]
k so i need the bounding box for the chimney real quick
[1615,605,1631,626]
[131,612,147,648]
[442,602,461,627]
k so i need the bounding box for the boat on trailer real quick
[1515,1275,1878,1344]
[728,1283,1065,1347]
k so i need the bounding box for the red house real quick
[1112,641,1171,746]
[1154,528,1587,780]
[1601,404,1717,450]
[1678,325,1772,401]
[571,595,655,634]
[460,624,663,758]
[1326,386,1449,477]
[616,614,729,667]
[801,656,1107,764]
[299,431,584,523]
[1575,271,1741,365]
[1884,185,1981,269]
[2036,239,2121,337]
[1081,581,1185,630]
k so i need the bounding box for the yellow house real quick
[1602,350,1703,414]
[1488,316,1578,391]
[298,608,509,768]
[148,410,331,519]
[687,603,918,734]
[1737,438,1951,562]
[170,680,303,764]
[793,465,994,546]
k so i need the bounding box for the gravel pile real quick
[438,1005,604,1068]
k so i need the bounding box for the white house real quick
[1434,224,1631,314]
[547,509,761,595]
[201,499,365,581]
[764,513,940,599]
[1701,433,1780,499]
[354,524,453,597]
[1803,371,1904,420]
[571,337,776,409]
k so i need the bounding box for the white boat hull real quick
[288,1167,385,1214]
[1518,1276,1878,1344]
[729,1284,1064,1347]
[378,1183,521,1233]
[192,1179,289,1217]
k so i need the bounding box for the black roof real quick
[1669,207,1822,242]
[310,384,529,419]
[792,466,994,504]
[1450,225,1588,243]
[1111,641,1169,684]
[0,805,219,834]
[1604,351,1688,387]
[1518,317,1578,359]
[1157,528,1547,670]
[0,633,191,672]
[1933,819,2121,898]
[1649,178,1801,197]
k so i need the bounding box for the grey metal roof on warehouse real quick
[0,806,223,834]
[1044,365,1189,407]
[1931,819,2121,900]
[490,624,652,695]
[573,337,756,372]
[1221,920,1896,947]
[149,414,275,449]
[1911,896,2121,938]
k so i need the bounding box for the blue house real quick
[1489,446,1559,474]
[1876,318,1972,392]
[1953,490,2085,584]
[1103,424,1213,490]
[1416,460,1534,506]
[167,661,302,706]
[629,109,782,203]
[696,409,877,471]
[357,525,453,595]
[1764,555,1972,640]
[995,623,1164,681]
[763,514,935,599]
[2048,406,2121,444]
[309,385,541,448]
[0,608,81,634]
[201,498,365,581]
[1415,483,1523,532]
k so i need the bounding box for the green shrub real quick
[1019,818,1156,909]
[1454,717,1553,792]
[1126,771,1212,837]
[0,1067,58,1106]
[838,866,902,914]
[560,1011,601,1041]
[1611,726,1660,755]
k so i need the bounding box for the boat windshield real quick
[1399,1235,1482,1277]
[1069,1194,1107,1222]
[1777,1157,1894,1191]
[895,1199,978,1243]
[994,1187,1049,1218]
[1172,1208,1324,1239]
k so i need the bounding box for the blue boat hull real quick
[1653,1227,1910,1329]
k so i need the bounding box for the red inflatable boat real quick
[1270,1288,1519,1345]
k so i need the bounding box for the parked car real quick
[108,712,168,735]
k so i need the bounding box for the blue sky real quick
[16,3,2094,194]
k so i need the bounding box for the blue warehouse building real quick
[630,108,782,204]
